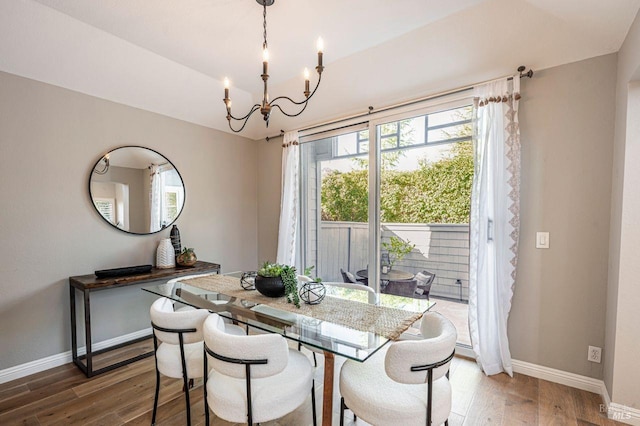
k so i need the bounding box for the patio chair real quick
[381,279,418,297]
[414,270,436,300]
[340,268,368,285]
[383,270,435,299]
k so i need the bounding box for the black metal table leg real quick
[70,285,77,364]
[84,289,93,376]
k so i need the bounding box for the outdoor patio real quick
[430,296,470,346]
[317,222,471,302]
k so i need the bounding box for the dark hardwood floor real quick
[0,339,622,425]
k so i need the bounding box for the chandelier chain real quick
[262,2,268,50]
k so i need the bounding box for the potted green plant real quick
[381,236,415,269]
[255,261,300,308]
[176,247,197,267]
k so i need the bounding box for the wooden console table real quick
[69,261,220,377]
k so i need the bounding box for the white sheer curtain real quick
[276,131,300,266]
[149,164,161,233]
[468,77,521,376]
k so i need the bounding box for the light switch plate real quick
[536,232,550,249]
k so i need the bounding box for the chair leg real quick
[151,335,160,426]
[182,371,191,426]
[182,378,195,392]
[178,334,192,426]
[151,366,160,425]
[204,349,210,426]
[311,381,317,426]
[340,397,345,426]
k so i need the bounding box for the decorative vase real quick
[170,225,181,258]
[176,248,197,267]
[299,281,326,305]
[240,271,257,290]
[254,275,285,297]
[156,238,175,269]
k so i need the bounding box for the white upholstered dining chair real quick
[339,311,457,426]
[149,297,244,425]
[202,313,317,426]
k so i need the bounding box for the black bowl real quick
[254,275,285,297]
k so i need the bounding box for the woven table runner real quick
[181,274,423,341]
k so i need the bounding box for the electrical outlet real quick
[588,346,602,363]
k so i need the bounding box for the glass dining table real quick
[142,272,434,426]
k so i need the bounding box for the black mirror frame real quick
[88,145,186,236]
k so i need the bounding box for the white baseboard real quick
[601,381,612,407]
[511,359,604,394]
[0,328,152,385]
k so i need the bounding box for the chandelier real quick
[223,0,325,133]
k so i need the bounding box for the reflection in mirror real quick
[89,146,185,235]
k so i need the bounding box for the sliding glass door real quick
[299,128,370,286]
[300,98,474,343]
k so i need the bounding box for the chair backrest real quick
[384,312,457,384]
[415,270,435,287]
[323,281,375,294]
[340,268,358,283]
[203,314,289,379]
[382,280,419,297]
[166,272,217,284]
[150,297,210,345]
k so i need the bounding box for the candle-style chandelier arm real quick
[226,104,262,133]
[270,72,323,107]
[226,103,262,121]
[271,100,309,118]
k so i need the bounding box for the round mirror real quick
[89,146,185,235]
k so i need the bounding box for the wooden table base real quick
[322,351,335,426]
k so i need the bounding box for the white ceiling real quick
[1,0,639,140]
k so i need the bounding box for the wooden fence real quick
[318,222,469,301]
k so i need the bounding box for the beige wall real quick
[0,71,257,370]
[606,8,640,407]
[256,139,282,263]
[509,54,616,378]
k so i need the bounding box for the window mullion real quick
[367,120,381,304]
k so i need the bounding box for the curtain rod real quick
[265,65,533,142]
